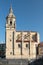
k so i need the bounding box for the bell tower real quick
[6,6,16,59]
[6,6,16,29]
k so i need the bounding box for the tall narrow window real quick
[18,44,21,48]
[18,43,22,55]
[26,43,30,55]
[12,32,14,55]
[10,21,12,25]
[26,44,30,48]
[26,44,28,48]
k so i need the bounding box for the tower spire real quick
[6,5,15,19]
[9,5,13,13]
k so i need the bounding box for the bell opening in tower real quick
[10,21,12,25]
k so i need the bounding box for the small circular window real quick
[10,21,12,25]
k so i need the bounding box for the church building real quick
[6,6,40,60]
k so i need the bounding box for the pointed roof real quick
[9,5,13,14]
[6,5,15,18]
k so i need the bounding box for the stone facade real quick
[6,6,40,60]
[38,42,43,57]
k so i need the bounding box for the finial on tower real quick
[9,5,13,13]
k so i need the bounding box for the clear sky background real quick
[0,0,43,43]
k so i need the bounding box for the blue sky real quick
[0,0,43,43]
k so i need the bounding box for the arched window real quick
[10,21,12,25]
